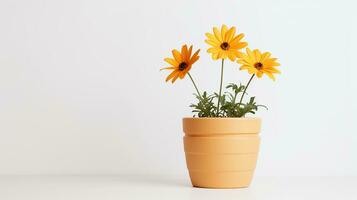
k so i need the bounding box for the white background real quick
[0,0,356,177]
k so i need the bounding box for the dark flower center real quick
[179,62,188,71]
[220,42,230,50]
[254,62,263,70]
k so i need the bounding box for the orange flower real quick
[161,45,200,83]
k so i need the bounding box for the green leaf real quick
[190,83,268,118]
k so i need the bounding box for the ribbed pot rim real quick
[182,117,261,135]
[183,117,261,120]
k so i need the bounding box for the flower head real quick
[237,48,281,81]
[161,45,200,83]
[205,25,248,61]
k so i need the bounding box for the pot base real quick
[189,171,253,188]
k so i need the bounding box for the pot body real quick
[182,118,261,188]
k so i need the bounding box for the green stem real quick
[216,59,225,117]
[188,72,201,98]
[233,92,238,104]
[238,74,255,107]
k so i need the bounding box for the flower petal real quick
[165,70,178,82]
[160,66,176,71]
[221,24,228,41]
[190,56,200,65]
[230,33,245,45]
[248,67,258,74]
[225,26,236,42]
[246,48,256,63]
[171,73,180,83]
[205,39,220,46]
[256,71,263,78]
[265,72,276,81]
[188,45,193,58]
[164,58,178,66]
[234,51,245,59]
[253,49,261,62]
[237,59,251,65]
[212,53,219,60]
[213,27,222,42]
[207,47,219,53]
[182,45,188,61]
[179,68,190,79]
[264,67,281,74]
[172,49,182,62]
[205,33,219,43]
[260,52,270,62]
[240,65,248,70]
[228,54,236,61]
[231,41,248,49]
[191,49,200,61]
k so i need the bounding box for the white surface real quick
[0,0,357,176]
[1,176,356,200]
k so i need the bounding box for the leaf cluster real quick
[190,92,216,117]
[190,83,267,118]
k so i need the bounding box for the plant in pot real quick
[160,24,281,188]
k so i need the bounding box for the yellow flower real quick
[205,24,248,61]
[161,45,200,83]
[237,48,281,81]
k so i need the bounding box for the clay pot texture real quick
[182,117,261,188]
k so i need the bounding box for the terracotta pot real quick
[182,117,261,188]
